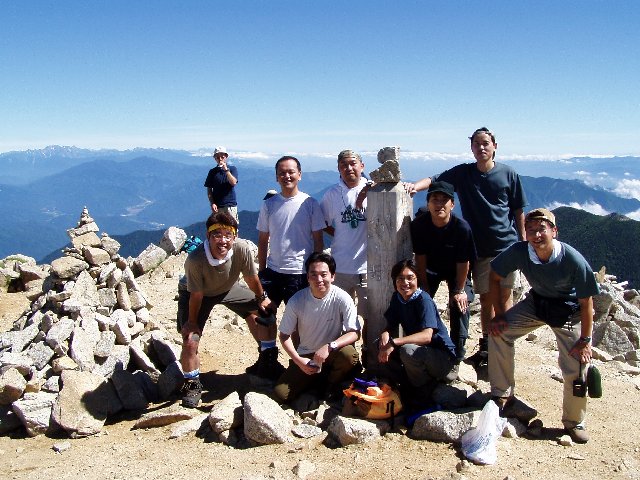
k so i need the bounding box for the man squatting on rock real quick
[205,146,239,223]
[256,156,325,375]
[275,252,362,403]
[177,212,275,408]
[410,180,477,381]
[488,208,599,444]
[407,128,527,367]
[320,149,370,360]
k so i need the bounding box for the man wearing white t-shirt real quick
[320,150,369,319]
[275,252,362,402]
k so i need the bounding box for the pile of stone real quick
[0,207,186,437]
[592,270,640,366]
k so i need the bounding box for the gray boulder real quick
[12,391,58,436]
[0,367,27,404]
[158,361,184,400]
[132,244,167,277]
[111,370,149,410]
[208,391,243,433]
[411,409,480,443]
[51,256,89,279]
[160,227,187,254]
[327,415,389,446]
[243,392,293,445]
[51,370,122,436]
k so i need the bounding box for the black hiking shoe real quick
[181,378,202,408]
[258,347,285,380]
[245,348,262,376]
[464,349,488,369]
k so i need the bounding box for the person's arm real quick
[514,208,525,241]
[379,328,434,362]
[181,291,204,340]
[569,297,594,364]
[312,229,324,252]
[403,177,432,195]
[207,187,218,212]
[257,231,269,271]
[323,225,335,237]
[279,332,319,375]
[451,261,470,314]
[488,270,509,335]
[414,254,429,291]
[312,330,359,366]
[244,274,273,312]
[218,159,238,186]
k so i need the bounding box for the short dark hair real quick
[390,259,418,286]
[469,127,497,145]
[304,251,336,275]
[205,211,238,232]
[275,156,301,173]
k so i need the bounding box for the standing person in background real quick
[410,181,477,380]
[205,146,239,224]
[320,149,370,359]
[406,128,527,368]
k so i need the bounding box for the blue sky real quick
[1,1,639,157]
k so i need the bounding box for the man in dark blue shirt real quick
[204,146,239,223]
[410,181,477,380]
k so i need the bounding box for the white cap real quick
[213,146,228,156]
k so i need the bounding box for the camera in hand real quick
[572,377,586,397]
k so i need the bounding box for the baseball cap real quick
[525,208,556,226]
[213,146,228,156]
[427,181,454,200]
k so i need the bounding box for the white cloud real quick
[613,179,640,200]
[626,209,640,221]
[548,201,610,216]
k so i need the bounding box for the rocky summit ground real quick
[1,253,640,480]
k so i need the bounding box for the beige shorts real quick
[472,257,517,295]
[219,205,239,224]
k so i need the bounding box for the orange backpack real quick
[343,380,402,420]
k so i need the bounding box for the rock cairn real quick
[0,207,185,437]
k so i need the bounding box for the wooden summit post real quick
[365,146,413,372]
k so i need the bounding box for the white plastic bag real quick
[461,400,507,465]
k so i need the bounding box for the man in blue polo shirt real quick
[204,146,239,224]
[410,181,477,380]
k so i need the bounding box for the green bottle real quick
[587,365,602,398]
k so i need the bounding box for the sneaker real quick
[565,425,589,444]
[181,378,202,408]
[497,396,538,423]
[443,364,459,384]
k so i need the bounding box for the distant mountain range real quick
[2,147,640,269]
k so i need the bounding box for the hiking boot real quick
[181,378,202,408]
[443,364,459,384]
[245,348,263,375]
[495,396,538,423]
[565,425,589,444]
[464,349,488,369]
[256,347,285,380]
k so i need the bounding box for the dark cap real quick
[525,208,556,226]
[427,181,454,200]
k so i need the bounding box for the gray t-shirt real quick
[185,239,257,296]
[433,162,527,257]
[491,241,599,300]
[280,285,361,355]
[257,191,325,274]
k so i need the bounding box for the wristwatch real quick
[579,336,592,344]
[388,337,397,348]
[328,341,339,352]
[255,291,269,301]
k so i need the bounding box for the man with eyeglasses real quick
[488,208,599,444]
[410,181,477,381]
[257,156,325,374]
[406,128,527,369]
[177,212,277,407]
[320,150,370,352]
[204,146,239,223]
